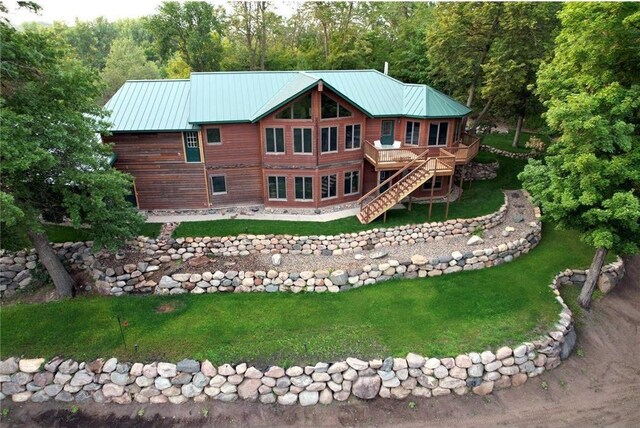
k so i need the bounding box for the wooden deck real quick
[363,133,480,170]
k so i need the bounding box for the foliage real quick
[520,3,640,257]
[483,132,547,154]
[0,223,599,364]
[52,18,120,71]
[0,20,145,251]
[147,1,225,72]
[525,137,546,153]
[102,37,160,101]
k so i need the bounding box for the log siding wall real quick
[105,87,463,210]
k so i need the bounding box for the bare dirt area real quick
[3,255,639,428]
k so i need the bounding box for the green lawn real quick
[0,223,163,252]
[482,131,550,153]
[0,223,596,366]
[174,157,526,238]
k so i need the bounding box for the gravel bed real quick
[261,190,535,272]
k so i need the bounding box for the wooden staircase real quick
[357,148,456,224]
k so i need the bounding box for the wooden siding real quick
[201,123,261,168]
[207,167,263,207]
[106,132,209,209]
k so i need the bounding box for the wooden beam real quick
[428,175,436,219]
[458,166,464,204]
[445,175,454,219]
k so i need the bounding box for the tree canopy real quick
[102,37,160,101]
[519,3,640,307]
[0,17,144,296]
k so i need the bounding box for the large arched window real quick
[275,93,312,119]
[321,93,352,119]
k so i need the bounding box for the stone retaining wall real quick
[455,161,499,181]
[480,144,537,160]
[0,196,509,297]
[0,260,624,406]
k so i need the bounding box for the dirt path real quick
[3,256,639,427]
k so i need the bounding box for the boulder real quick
[299,390,319,406]
[176,359,200,373]
[466,235,484,246]
[18,358,45,373]
[352,376,381,400]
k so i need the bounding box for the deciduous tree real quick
[1,16,145,298]
[102,37,160,102]
[519,3,640,308]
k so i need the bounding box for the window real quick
[265,128,285,153]
[211,175,227,194]
[183,131,201,163]
[344,171,360,195]
[345,124,361,150]
[428,122,449,146]
[293,128,313,154]
[321,126,338,153]
[275,93,312,119]
[422,176,443,191]
[268,176,287,200]
[405,121,420,146]
[321,174,337,199]
[321,93,352,119]
[206,128,221,144]
[295,177,313,200]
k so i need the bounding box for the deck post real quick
[383,211,387,223]
[445,175,454,219]
[428,175,436,219]
[458,166,465,204]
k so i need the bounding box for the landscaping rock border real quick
[0,260,624,406]
[480,144,538,160]
[0,194,509,297]
[455,161,499,181]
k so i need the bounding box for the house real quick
[103,70,479,224]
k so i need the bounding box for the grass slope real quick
[482,131,549,154]
[0,223,597,366]
[174,158,526,238]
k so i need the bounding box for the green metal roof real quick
[105,70,471,132]
[105,80,195,132]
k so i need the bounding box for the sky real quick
[6,0,297,25]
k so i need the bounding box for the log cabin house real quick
[103,70,480,224]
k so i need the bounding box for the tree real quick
[1,18,145,298]
[54,17,120,71]
[102,38,160,101]
[147,1,225,72]
[519,3,640,308]
[480,3,560,146]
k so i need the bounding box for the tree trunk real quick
[27,230,74,298]
[471,97,494,131]
[258,1,267,70]
[512,115,524,147]
[578,247,608,309]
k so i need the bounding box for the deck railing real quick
[449,133,481,164]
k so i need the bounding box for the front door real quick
[381,120,395,146]
[379,170,392,193]
[183,131,201,163]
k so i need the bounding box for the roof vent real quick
[384,62,389,75]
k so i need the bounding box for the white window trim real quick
[206,127,222,145]
[294,176,314,202]
[267,176,288,201]
[320,126,339,154]
[265,127,286,154]
[183,131,202,163]
[293,127,314,155]
[405,121,420,146]
[210,175,228,195]
[321,174,338,200]
[345,124,362,151]
[427,122,449,147]
[344,171,360,195]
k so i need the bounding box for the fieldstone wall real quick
[455,161,499,181]
[0,260,623,406]
[0,196,509,297]
[152,228,541,296]
[480,144,536,160]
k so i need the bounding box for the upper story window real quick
[265,127,285,153]
[428,121,449,146]
[183,131,201,163]
[321,126,338,153]
[405,121,420,146]
[206,127,221,144]
[275,93,312,119]
[345,124,361,150]
[293,128,313,154]
[321,93,352,119]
